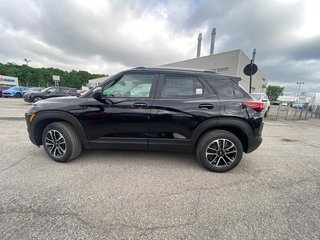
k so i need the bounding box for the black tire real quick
[15,93,21,98]
[196,130,243,172]
[33,96,43,102]
[42,122,82,163]
[264,106,270,117]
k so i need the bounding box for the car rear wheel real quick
[196,130,243,172]
[15,93,21,98]
[42,122,82,163]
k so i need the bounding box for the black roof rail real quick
[134,67,146,69]
[203,70,217,73]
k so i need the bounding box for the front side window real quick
[47,88,58,93]
[102,74,154,98]
[160,75,204,98]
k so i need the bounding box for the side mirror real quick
[262,99,268,102]
[93,87,102,100]
[92,87,113,105]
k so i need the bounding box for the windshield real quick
[41,87,51,92]
[9,87,20,90]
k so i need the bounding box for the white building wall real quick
[162,50,239,76]
[162,49,267,93]
[87,76,109,89]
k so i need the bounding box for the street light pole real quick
[24,58,31,66]
[296,81,304,101]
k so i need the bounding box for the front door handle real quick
[198,104,214,109]
[133,103,147,108]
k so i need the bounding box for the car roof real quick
[125,67,240,81]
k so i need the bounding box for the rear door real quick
[149,73,221,151]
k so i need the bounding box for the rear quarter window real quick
[205,77,248,98]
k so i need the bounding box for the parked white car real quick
[251,93,270,117]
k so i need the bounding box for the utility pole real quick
[24,58,31,66]
[249,49,256,94]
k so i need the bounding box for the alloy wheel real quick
[45,130,67,158]
[206,138,237,167]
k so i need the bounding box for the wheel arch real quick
[31,111,90,149]
[192,117,253,153]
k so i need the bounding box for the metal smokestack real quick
[196,33,202,58]
[210,28,216,55]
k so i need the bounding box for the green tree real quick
[266,85,284,102]
[0,62,106,89]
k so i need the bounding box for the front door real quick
[83,73,157,150]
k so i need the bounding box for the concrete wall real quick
[162,50,239,76]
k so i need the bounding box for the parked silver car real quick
[251,93,270,117]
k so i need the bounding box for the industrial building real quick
[162,28,268,93]
[82,76,110,90]
[162,49,267,93]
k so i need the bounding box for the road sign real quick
[52,75,60,81]
[243,63,258,76]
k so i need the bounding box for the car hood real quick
[3,89,16,93]
[31,96,88,112]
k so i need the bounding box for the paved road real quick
[0,98,31,119]
[0,118,319,239]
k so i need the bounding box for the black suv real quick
[24,86,78,103]
[25,67,264,172]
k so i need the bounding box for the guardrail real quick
[274,104,320,121]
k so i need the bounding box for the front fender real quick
[29,110,90,149]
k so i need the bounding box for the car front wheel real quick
[196,130,243,172]
[33,96,43,102]
[42,122,82,163]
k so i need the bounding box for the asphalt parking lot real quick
[0,98,320,239]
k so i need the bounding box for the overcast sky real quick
[0,0,319,95]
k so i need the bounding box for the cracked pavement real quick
[0,112,320,239]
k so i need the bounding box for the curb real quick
[0,117,24,121]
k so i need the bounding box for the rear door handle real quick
[133,103,147,108]
[198,104,214,109]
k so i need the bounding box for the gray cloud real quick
[0,0,319,95]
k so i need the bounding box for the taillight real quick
[242,101,264,112]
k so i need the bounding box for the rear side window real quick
[160,75,205,98]
[205,78,244,98]
[59,88,68,94]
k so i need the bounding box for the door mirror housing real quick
[93,87,102,100]
[92,87,113,105]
